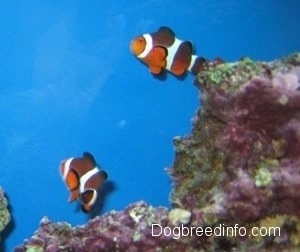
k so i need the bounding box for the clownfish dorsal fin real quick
[83,152,97,167]
[155,26,175,47]
[158,26,175,38]
[100,170,108,180]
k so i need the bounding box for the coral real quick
[254,159,278,187]
[169,52,300,249]
[168,208,191,226]
[15,53,300,251]
[14,201,175,251]
[0,187,11,234]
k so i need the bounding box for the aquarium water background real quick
[0,1,299,250]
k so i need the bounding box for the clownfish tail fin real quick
[189,56,207,75]
[209,57,225,67]
[189,56,225,75]
[81,204,90,213]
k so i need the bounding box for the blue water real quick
[0,1,299,250]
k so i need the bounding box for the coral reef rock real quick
[169,53,300,250]
[0,187,11,231]
[168,208,191,226]
[16,53,300,251]
[15,201,176,251]
[0,187,11,238]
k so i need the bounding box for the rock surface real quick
[0,187,11,240]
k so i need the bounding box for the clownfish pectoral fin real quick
[146,46,167,75]
[151,46,167,62]
[83,152,97,167]
[149,65,164,75]
[68,190,79,203]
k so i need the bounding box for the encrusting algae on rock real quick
[0,187,11,235]
[254,159,278,187]
[15,53,300,251]
[168,208,192,226]
[15,201,173,251]
[169,52,300,249]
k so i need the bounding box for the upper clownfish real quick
[59,152,108,213]
[130,26,208,76]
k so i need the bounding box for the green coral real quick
[197,57,264,92]
[132,230,141,242]
[205,62,235,85]
[197,53,300,94]
[255,159,278,187]
[198,62,235,86]
[25,246,44,252]
[255,167,272,187]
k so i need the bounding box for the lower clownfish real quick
[60,152,108,213]
[130,26,210,76]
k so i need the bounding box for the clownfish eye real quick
[136,37,144,44]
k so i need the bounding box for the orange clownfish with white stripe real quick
[59,152,108,213]
[130,26,208,76]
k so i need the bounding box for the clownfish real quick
[59,152,108,212]
[130,26,208,76]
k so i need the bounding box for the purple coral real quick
[14,201,174,251]
[217,74,300,160]
[214,70,300,222]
